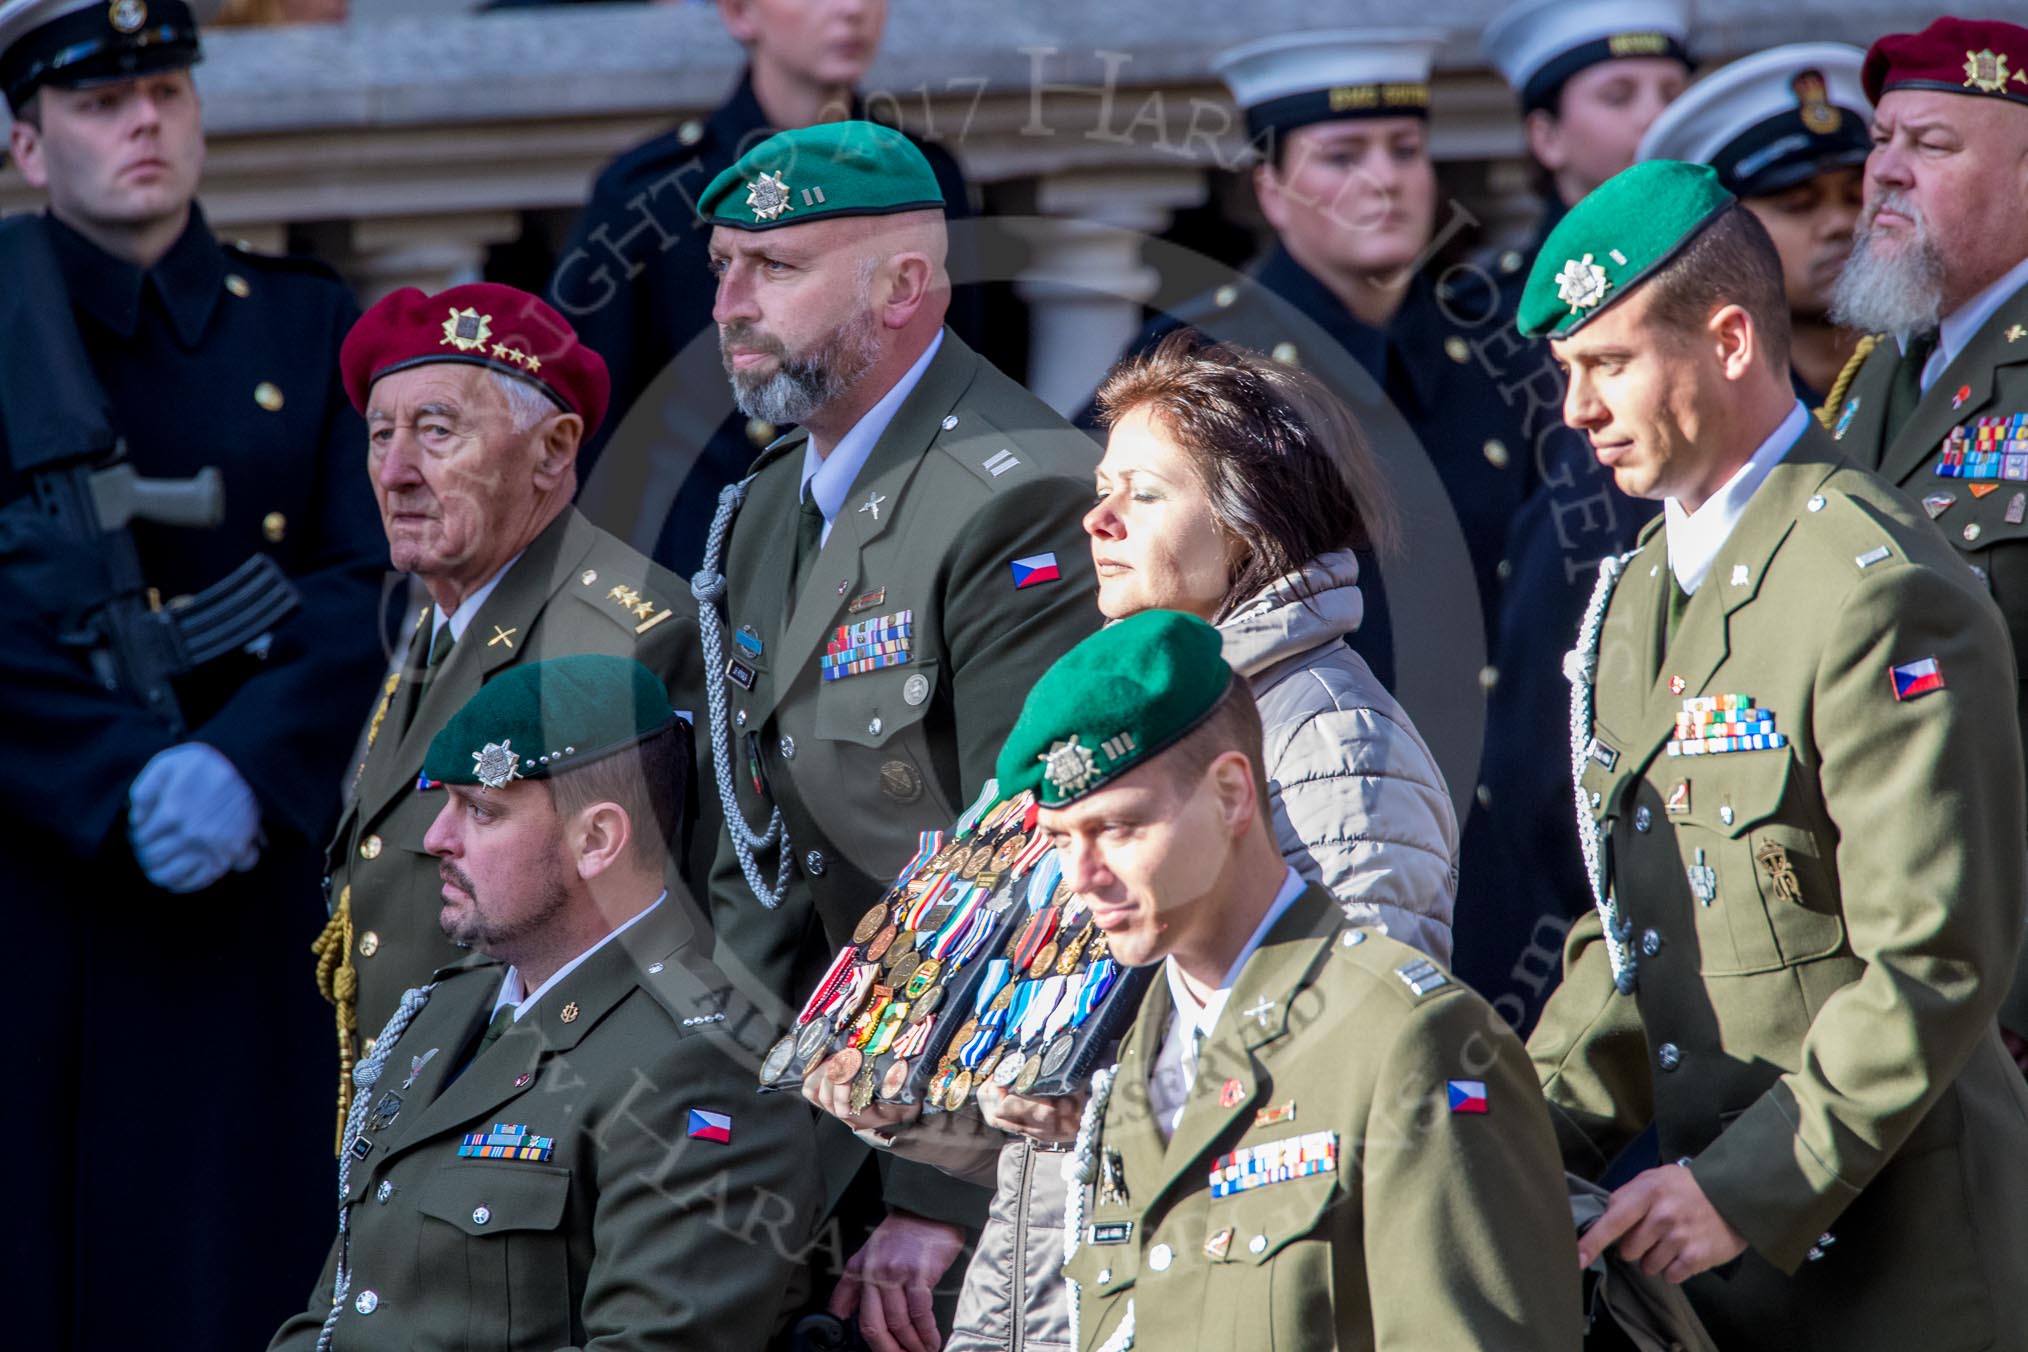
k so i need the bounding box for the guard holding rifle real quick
[0,3,388,1347]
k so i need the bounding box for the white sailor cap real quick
[1638,44,1870,199]
[1213,29,1443,142]
[0,0,202,112]
[1482,0,1691,112]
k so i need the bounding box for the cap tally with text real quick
[1481,0,1691,113]
[1213,29,1441,142]
[699,120,944,232]
[1518,160,1736,340]
[0,0,201,112]
[340,282,612,437]
[994,610,1235,808]
[1862,17,2028,108]
[1638,44,1871,199]
[423,654,675,791]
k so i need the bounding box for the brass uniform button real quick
[361,1035,377,1057]
[678,118,704,146]
[261,511,287,543]
[1500,250,1524,274]
[1271,341,1300,366]
[357,930,381,958]
[746,417,777,447]
[580,569,598,586]
[360,833,383,860]
[1214,284,1239,308]
[224,273,251,298]
[254,382,285,412]
[1483,439,1511,468]
[1444,336,1470,364]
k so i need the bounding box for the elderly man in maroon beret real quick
[1823,16,2028,1063]
[313,281,709,1135]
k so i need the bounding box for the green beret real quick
[424,654,674,790]
[995,611,1236,808]
[699,120,944,232]
[1518,160,1737,339]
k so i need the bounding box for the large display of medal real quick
[757,787,1154,1111]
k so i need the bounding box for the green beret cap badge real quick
[700,120,944,232]
[1519,160,1736,339]
[425,654,674,789]
[996,611,1234,808]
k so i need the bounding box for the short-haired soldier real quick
[1524,160,2028,1350]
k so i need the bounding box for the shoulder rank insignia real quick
[604,583,672,634]
[1396,958,1448,996]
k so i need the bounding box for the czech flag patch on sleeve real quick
[1890,657,1945,702]
[1447,1080,1489,1114]
[1009,553,1061,588]
[687,1109,732,1143]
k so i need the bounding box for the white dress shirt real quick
[1147,866,1307,1142]
[490,891,665,1022]
[1663,400,1808,595]
[798,330,943,543]
[1919,253,2028,394]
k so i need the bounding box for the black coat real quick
[549,70,977,576]
[0,207,389,1351]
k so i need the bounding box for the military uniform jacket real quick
[1063,883,1583,1352]
[1529,426,2028,1351]
[329,506,706,1051]
[0,206,386,856]
[1828,280,2028,1031]
[706,330,1100,1220]
[271,898,822,1352]
[549,70,976,576]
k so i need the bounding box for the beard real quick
[438,857,572,956]
[1830,192,1945,343]
[720,305,883,427]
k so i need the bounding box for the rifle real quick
[0,215,298,735]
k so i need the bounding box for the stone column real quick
[1016,170,1207,416]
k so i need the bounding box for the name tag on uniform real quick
[725,658,757,691]
[1088,1221,1133,1245]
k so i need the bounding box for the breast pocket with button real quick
[414,1161,573,1350]
[1200,1174,1339,1350]
[1667,750,1843,975]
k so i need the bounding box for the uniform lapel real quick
[1109,968,1174,1198]
[762,332,982,720]
[1881,286,2028,484]
[380,901,664,1167]
[1620,429,1839,780]
[1142,885,1338,1217]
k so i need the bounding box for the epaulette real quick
[568,565,679,637]
[1330,926,1465,1007]
[935,404,1041,490]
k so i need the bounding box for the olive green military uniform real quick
[1531,426,2028,1350]
[272,896,821,1352]
[1062,883,1583,1352]
[1825,281,2028,1031]
[321,506,707,1080]
[704,329,1100,1222]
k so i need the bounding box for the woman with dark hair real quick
[1083,329,1457,959]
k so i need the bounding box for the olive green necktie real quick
[1666,571,1692,648]
[471,1005,514,1064]
[1882,331,1938,446]
[427,623,455,669]
[789,490,825,599]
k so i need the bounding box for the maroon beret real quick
[1863,17,2028,107]
[340,282,611,437]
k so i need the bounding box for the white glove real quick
[128,742,262,893]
